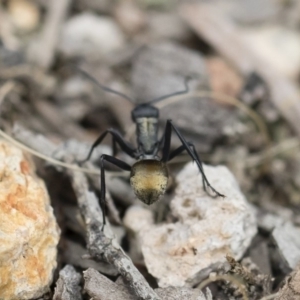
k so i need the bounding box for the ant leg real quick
[80,129,136,163]
[161,120,224,198]
[158,133,165,150]
[167,144,187,161]
[168,143,207,194]
[99,154,131,230]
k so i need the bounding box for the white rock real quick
[0,140,60,299]
[53,265,82,300]
[58,13,125,60]
[156,286,212,300]
[257,212,285,232]
[272,222,300,269]
[125,163,257,287]
[124,206,154,262]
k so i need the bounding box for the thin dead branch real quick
[71,170,160,300]
[27,0,71,69]
[0,81,16,107]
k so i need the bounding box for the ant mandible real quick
[78,70,225,229]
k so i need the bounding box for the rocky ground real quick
[0,0,300,299]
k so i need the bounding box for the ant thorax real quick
[131,104,160,156]
[135,117,159,155]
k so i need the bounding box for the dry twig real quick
[70,170,160,300]
[0,81,16,107]
[33,99,93,141]
[27,0,71,69]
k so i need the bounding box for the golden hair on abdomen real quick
[130,160,168,205]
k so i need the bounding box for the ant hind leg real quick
[162,120,224,198]
[99,154,131,230]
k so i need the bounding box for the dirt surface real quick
[0,0,300,299]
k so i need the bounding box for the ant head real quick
[131,104,159,122]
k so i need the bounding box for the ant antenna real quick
[74,67,135,104]
[147,76,192,105]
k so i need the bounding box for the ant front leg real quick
[80,129,136,163]
[161,120,224,198]
[99,154,131,230]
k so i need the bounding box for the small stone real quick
[0,140,60,300]
[58,75,92,99]
[257,212,285,232]
[156,286,211,300]
[272,222,300,269]
[58,13,125,60]
[206,56,243,96]
[242,26,300,79]
[7,0,40,33]
[53,265,82,300]
[114,1,146,35]
[84,268,136,300]
[125,162,257,287]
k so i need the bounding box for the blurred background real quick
[1,0,300,209]
[1,0,300,298]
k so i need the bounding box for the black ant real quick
[78,70,225,229]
